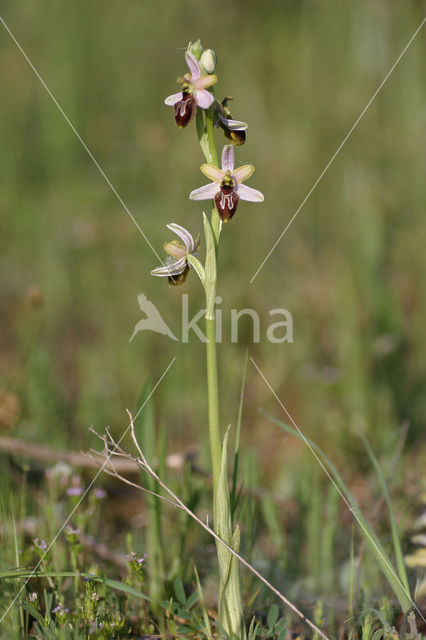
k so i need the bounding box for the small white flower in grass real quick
[190,144,264,222]
[165,52,217,129]
[151,223,200,285]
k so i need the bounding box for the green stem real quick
[205,106,218,166]
[197,102,245,639]
[206,316,221,493]
[199,107,222,500]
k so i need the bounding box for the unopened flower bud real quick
[200,49,217,74]
[187,40,203,60]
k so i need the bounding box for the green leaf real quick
[187,254,205,285]
[0,570,150,600]
[186,591,199,609]
[203,212,217,320]
[19,601,41,620]
[174,576,186,605]
[275,617,287,634]
[215,428,245,639]
[19,601,57,640]
[267,604,279,630]
[196,109,213,164]
[178,625,195,634]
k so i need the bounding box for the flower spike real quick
[151,223,200,285]
[165,52,217,129]
[190,145,264,222]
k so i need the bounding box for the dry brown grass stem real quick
[88,411,332,640]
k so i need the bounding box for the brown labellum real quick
[174,92,196,129]
[214,185,239,222]
[223,125,246,146]
[168,263,190,286]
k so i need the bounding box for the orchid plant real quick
[153,40,264,639]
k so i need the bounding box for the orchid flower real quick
[215,98,247,146]
[189,145,264,222]
[151,223,200,285]
[165,52,217,129]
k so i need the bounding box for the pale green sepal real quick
[203,212,217,320]
[214,428,246,640]
[186,254,205,286]
[187,39,203,60]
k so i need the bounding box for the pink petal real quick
[232,164,254,184]
[165,92,183,106]
[151,257,187,277]
[194,74,217,90]
[236,184,264,202]
[167,223,195,253]
[221,145,234,172]
[185,51,201,81]
[189,183,219,200]
[200,163,223,182]
[196,89,214,109]
[218,114,248,130]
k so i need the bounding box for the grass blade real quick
[0,569,150,599]
[231,348,249,516]
[359,432,410,594]
[262,411,412,612]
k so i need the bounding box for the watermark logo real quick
[130,293,293,344]
[129,294,178,342]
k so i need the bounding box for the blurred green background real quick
[0,0,425,485]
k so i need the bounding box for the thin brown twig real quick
[89,413,332,640]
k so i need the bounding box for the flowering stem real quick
[197,106,245,639]
[196,109,221,494]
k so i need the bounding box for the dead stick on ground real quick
[0,436,191,473]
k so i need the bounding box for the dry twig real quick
[88,411,332,640]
